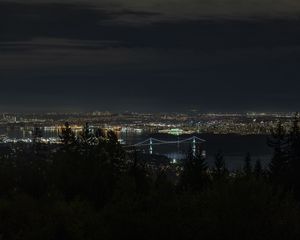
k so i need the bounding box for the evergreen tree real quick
[60,122,76,147]
[254,159,262,179]
[268,121,288,184]
[244,152,252,177]
[32,127,43,144]
[214,150,227,179]
[79,122,93,146]
[94,128,106,145]
[105,130,126,174]
[287,113,300,198]
[78,123,97,158]
[32,127,44,155]
[179,146,209,192]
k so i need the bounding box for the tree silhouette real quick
[287,113,300,198]
[268,121,289,185]
[0,122,300,239]
[244,152,252,177]
[60,122,76,147]
[94,128,106,145]
[254,159,262,179]
[213,150,227,179]
[32,127,43,144]
[105,130,126,173]
[179,146,209,192]
[79,122,93,145]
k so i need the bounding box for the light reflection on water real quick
[121,132,272,170]
[0,127,272,170]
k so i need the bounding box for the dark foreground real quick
[0,122,300,240]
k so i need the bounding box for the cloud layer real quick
[1,1,300,112]
[11,0,300,19]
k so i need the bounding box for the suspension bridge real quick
[124,136,206,157]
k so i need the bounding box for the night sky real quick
[1,0,300,112]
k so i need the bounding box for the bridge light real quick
[149,138,153,155]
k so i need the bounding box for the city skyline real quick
[1,0,300,112]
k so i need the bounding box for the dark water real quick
[122,133,272,171]
[0,126,272,171]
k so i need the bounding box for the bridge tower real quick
[149,138,153,155]
[192,136,196,156]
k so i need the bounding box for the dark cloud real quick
[9,0,300,18]
[1,1,300,112]
[1,2,300,52]
[0,2,160,42]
